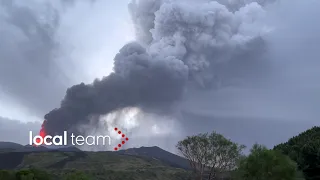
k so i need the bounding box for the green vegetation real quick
[63,170,91,180]
[0,151,191,180]
[0,168,52,180]
[176,131,245,180]
[0,126,319,180]
[274,126,320,180]
[176,128,320,180]
[234,144,303,180]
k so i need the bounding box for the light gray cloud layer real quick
[0,0,320,152]
[0,116,41,145]
[0,0,132,119]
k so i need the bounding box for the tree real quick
[176,131,245,180]
[16,168,51,180]
[64,170,91,180]
[0,170,15,180]
[274,126,320,180]
[234,144,302,180]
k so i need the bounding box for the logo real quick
[29,131,112,146]
[113,127,129,151]
[29,127,129,150]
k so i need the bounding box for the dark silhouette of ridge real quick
[0,141,82,152]
[0,142,24,150]
[0,141,190,170]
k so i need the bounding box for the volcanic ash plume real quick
[43,42,188,136]
[41,0,270,144]
[129,0,270,88]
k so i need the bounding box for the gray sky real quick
[0,0,133,120]
[0,0,320,152]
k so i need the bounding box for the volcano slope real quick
[0,146,193,180]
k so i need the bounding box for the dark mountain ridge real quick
[0,141,190,170]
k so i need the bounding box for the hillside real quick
[274,126,320,180]
[0,142,24,152]
[0,143,193,180]
[117,146,191,170]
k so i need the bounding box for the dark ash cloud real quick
[2,0,320,152]
[42,0,268,138]
[44,42,188,135]
[39,0,277,144]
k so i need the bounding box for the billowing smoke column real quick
[40,0,271,139]
[128,0,270,88]
[43,42,188,136]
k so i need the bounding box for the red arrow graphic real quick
[114,127,129,151]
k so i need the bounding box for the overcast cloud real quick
[0,116,40,145]
[0,0,320,152]
[0,0,133,121]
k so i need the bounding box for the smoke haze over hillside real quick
[0,0,319,152]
